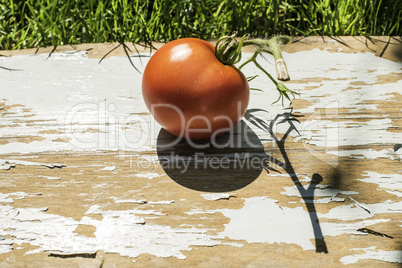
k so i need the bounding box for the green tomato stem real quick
[215,33,297,105]
[266,37,290,81]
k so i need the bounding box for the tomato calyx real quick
[215,33,299,105]
[215,33,250,66]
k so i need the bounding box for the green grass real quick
[1,0,401,50]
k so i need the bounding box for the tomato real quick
[142,38,249,140]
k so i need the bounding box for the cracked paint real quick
[1,41,401,265]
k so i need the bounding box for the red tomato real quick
[142,38,249,140]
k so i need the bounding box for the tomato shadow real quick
[157,109,329,253]
[156,120,279,192]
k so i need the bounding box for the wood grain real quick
[0,37,401,267]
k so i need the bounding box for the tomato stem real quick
[266,37,290,81]
[215,33,298,105]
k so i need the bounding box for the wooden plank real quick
[0,37,401,266]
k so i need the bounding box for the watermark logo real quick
[64,101,150,150]
[63,100,340,172]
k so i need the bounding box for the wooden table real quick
[1,37,401,267]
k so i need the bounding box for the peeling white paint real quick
[329,148,398,160]
[0,194,13,203]
[0,192,41,204]
[38,175,61,180]
[221,242,244,248]
[216,195,400,252]
[185,209,216,215]
[280,184,357,203]
[302,197,345,204]
[13,207,49,221]
[97,166,116,171]
[84,205,102,215]
[134,172,162,180]
[0,164,15,170]
[1,48,401,263]
[0,52,152,154]
[340,247,402,265]
[201,193,236,201]
[359,171,402,191]
[385,190,402,197]
[298,118,400,149]
[348,196,371,214]
[0,234,12,255]
[113,198,174,205]
[1,50,400,157]
[114,199,147,204]
[148,200,175,205]
[318,200,402,221]
[0,159,64,169]
[246,50,402,161]
[0,191,401,259]
[0,199,220,258]
[218,196,316,250]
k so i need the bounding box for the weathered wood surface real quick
[0,37,401,267]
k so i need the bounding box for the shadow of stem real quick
[244,109,328,253]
